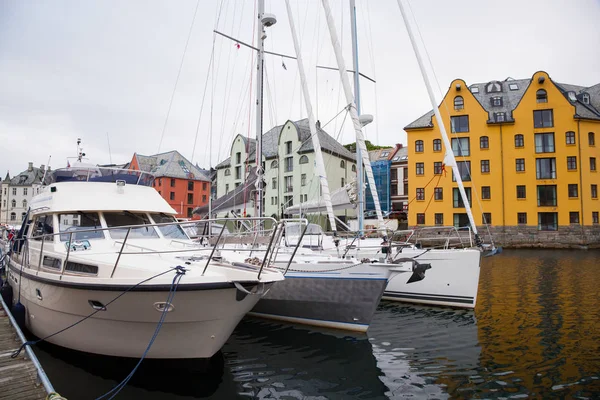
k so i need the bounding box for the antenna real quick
[107,132,113,164]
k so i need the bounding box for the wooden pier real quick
[0,301,52,400]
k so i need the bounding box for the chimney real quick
[316,120,321,129]
[40,164,45,172]
[399,144,403,148]
[28,162,33,171]
[47,166,51,172]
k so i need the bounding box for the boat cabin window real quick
[150,214,188,239]
[31,214,54,242]
[103,212,159,239]
[58,213,105,241]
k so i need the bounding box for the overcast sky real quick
[1,0,598,177]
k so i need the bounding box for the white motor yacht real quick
[6,162,284,359]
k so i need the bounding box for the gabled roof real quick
[133,150,210,181]
[7,166,49,186]
[405,74,600,129]
[3,172,10,183]
[193,166,258,216]
[368,148,394,162]
[216,118,356,169]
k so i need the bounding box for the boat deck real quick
[0,302,52,399]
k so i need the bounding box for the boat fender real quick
[0,284,13,307]
[11,301,26,330]
[46,392,67,400]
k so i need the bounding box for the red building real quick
[129,150,211,219]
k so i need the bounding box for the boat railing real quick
[8,216,297,280]
[404,226,474,249]
[47,166,155,187]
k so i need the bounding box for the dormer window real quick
[536,89,548,103]
[454,96,464,110]
[381,151,389,157]
[568,92,577,102]
[224,168,231,176]
[495,112,506,122]
[582,93,590,105]
[509,83,519,91]
[491,97,503,107]
[470,86,479,94]
[486,81,502,93]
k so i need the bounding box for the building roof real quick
[4,164,50,186]
[194,167,258,216]
[368,148,394,162]
[405,75,600,129]
[390,146,408,164]
[216,118,356,169]
[133,150,210,181]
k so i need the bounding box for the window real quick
[491,96,503,107]
[235,152,241,164]
[435,213,444,225]
[482,213,492,225]
[60,213,105,242]
[224,168,230,176]
[170,192,175,200]
[225,184,229,193]
[158,178,162,186]
[591,184,598,199]
[566,131,576,145]
[593,212,599,224]
[188,181,194,191]
[415,140,424,152]
[391,169,398,180]
[11,199,16,208]
[234,166,241,180]
[454,96,464,110]
[352,164,356,172]
[150,214,187,240]
[340,160,345,168]
[536,158,556,179]
[185,208,192,218]
[535,133,555,153]
[453,213,470,227]
[391,183,397,195]
[416,213,425,225]
[284,157,293,172]
[12,188,16,195]
[583,93,590,104]
[481,160,490,173]
[434,187,443,200]
[451,116,469,133]
[486,82,502,93]
[341,178,345,187]
[480,136,489,149]
[104,212,159,239]
[495,112,506,122]
[23,188,28,196]
[567,156,577,171]
[202,195,206,202]
[416,188,425,200]
[509,83,519,91]
[515,134,524,148]
[589,132,596,146]
[516,158,525,172]
[470,86,479,93]
[283,195,293,206]
[433,139,442,152]
[453,187,472,208]
[538,212,558,231]
[285,141,292,154]
[22,200,27,208]
[453,161,471,182]
[301,174,306,186]
[299,155,309,164]
[404,182,408,195]
[170,178,176,187]
[10,212,15,221]
[284,176,293,193]
[482,186,491,199]
[381,151,390,157]
[568,184,578,198]
[536,89,547,103]
[591,157,597,171]
[187,193,193,204]
[434,162,443,175]
[537,185,557,206]
[272,177,277,189]
[569,212,580,224]
[451,137,470,156]
[2,188,5,195]
[202,182,207,190]
[518,212,527,224]
[517,185,527,199]
[271,160,278,169]
[416,163,424,175]
[534,110,553,128]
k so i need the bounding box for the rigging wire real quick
[157,0,202,154]
[361,0,380,145]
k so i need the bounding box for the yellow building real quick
[404,71,599,245]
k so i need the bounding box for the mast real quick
[254,0,266,221]
[284,0,337,232]
[349,0,365,235]
[321,0,384,231]
[395,0,480,242]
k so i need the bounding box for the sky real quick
[1,0,599,177]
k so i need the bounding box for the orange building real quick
[129,150,211,219]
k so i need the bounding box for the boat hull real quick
[382,248,481,309]
[8,263,270,359]
[250,270,388,332]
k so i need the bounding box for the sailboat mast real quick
[284,0,337,233]
[349,0,365,235]
[395,0,480,240]
[254,0,266,220]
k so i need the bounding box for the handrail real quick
[111,227,131,278]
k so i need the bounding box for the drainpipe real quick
[499,124,506,240]
[576,120,585,245]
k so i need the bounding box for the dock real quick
[0,296,55,400]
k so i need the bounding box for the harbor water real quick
[33,249,600,399]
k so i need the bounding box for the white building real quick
[211,119,357,224]
[1,162,51,226]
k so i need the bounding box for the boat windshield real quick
[103,212,159,239]
[150,213,188,239]
[59,212,105,241]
